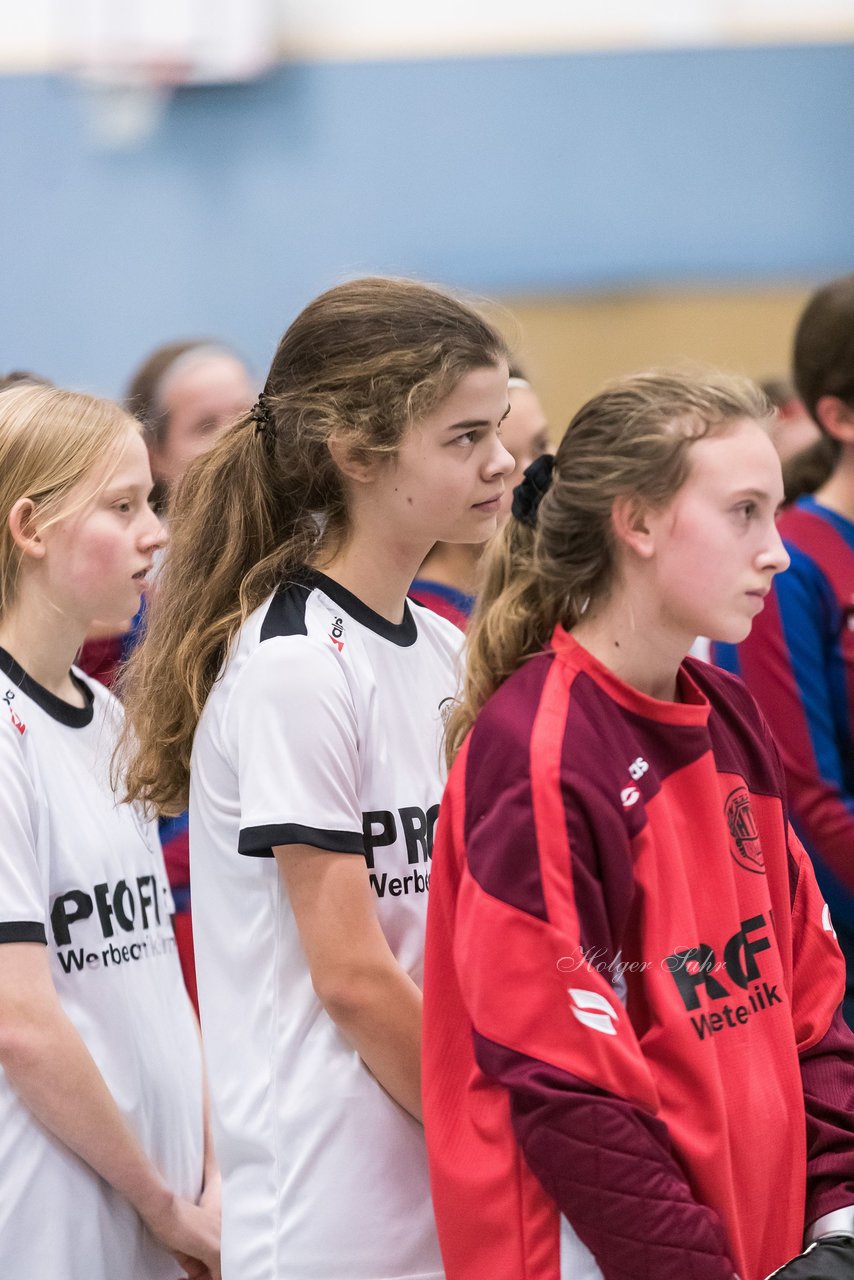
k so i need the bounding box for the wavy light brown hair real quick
[119,276,507,814]
[445,369,771,764]
[0,385,138,618]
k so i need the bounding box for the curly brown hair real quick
[118,276,507,814]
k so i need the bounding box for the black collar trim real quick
[0,647,95,728]
[303,569,418,648]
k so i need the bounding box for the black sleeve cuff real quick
[0,921,47,944]
[238,823,365,858]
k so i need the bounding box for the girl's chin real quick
[707,621,752,646]
[88,610,137,634]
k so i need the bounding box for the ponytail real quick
[118,414,323,814]
[782,434,840,505]
[444,515,570,766]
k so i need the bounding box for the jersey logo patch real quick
[725,786,764,874]
[822,903,838,941]
[8,709,25,736]
[568,987,619,1036]
[329,616,345,652]
[620,786,640,809]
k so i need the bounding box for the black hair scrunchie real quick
[511,452,555,529]
[249,392,273,438]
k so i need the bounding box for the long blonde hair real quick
[0,385,138,617]
[445,369,771,764]
[119,276,507,815]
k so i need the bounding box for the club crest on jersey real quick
[725,786,764,874]
[329,616,345,652]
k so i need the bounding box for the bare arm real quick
[274,845,423,1121]
[194,1006,222,1231]
[0,942,220,1276]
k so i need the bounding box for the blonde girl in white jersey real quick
[0,385,220,1279]
[119,277,514,1279]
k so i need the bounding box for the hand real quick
[141,1192,221,1280]
[766,1235,854,1278]
[176,1175,223,1280]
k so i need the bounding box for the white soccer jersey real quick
[190,569,460,1280]
[0,649,204,1280]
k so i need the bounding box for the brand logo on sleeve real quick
[628,756,649,780]
[3,688,25,735]
[822,903,838,940]
[329,617,345,652]
[620,786,640,809]
[725,786,764,874]
[567,987,619,1036]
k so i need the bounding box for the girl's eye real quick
[114,500,132,513]
[453,431,477,447]
[735,502,757,521]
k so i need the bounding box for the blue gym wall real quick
[0,42,852,394]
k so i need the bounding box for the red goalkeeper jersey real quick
[423,627,854,1280]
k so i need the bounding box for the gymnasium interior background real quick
[1,1,852,430]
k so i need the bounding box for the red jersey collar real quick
[550,625,711,726]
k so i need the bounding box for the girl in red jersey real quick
[424,371,854,1280]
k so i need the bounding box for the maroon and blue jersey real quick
[409,579,474,631]
[714,497,854,929]
[424,628,854,1280]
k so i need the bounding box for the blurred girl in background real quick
[715,275,854,1026]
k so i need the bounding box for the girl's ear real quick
[326,434,378,485]
[611,494,655,560]
[8,498,46,560]
[815,395,854,444]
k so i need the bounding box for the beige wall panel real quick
[492,286,813,439]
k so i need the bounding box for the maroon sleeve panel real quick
[801,1008,854,1225]
[473,1032,736,1280]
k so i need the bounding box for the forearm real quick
[801,1009,854,1224]
[1,1003,173,1224]
[321,962,424,1120]
[194,1009,219,1190]
[275,843,425,1121]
